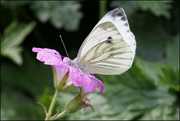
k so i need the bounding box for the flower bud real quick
[53,66,74,92]
[65,88,94,113]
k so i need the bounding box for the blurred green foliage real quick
[1,1,179,120]
[31,1,83,31]
[1,21,36,65]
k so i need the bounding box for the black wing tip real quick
[109,8,127,21]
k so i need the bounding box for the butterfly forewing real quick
[74,8,136,75]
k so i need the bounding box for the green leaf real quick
[141,102,179,120]
[164,34,179,68]
[135,57,172,87]
[130,10,176,62]
[135,34,179,82]
[1,51,54,98]
[1,21,36,65]
[134,58,179,120]
[158,66,179,92]
[30,1,83,31]
[1,84,44,120]
[137,1,171,19]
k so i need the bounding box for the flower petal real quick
[69,67,84,87]
[32,47,42,52]
[83,75,97,93]
[32,47,62,65]
[90,76,104,93]
[44,58,63,66]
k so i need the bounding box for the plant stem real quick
[50,110,67,120]
[45,90,60,120]
[99,0,107,19]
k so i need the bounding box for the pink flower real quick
[32,47,104,93]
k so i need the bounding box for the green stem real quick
[99,0,107,19]
[45,90,60,120]
[50,110,67,120]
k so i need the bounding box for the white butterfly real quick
[70,8,136,75]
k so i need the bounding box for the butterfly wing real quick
[75,8,136,75]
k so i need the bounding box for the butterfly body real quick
[70,8,136,75]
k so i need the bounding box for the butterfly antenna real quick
[59,35,69,58]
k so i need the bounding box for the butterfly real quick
[70,8,136,75]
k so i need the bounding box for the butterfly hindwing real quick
[79,22,133,75]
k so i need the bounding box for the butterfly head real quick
[67,59,88,74]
